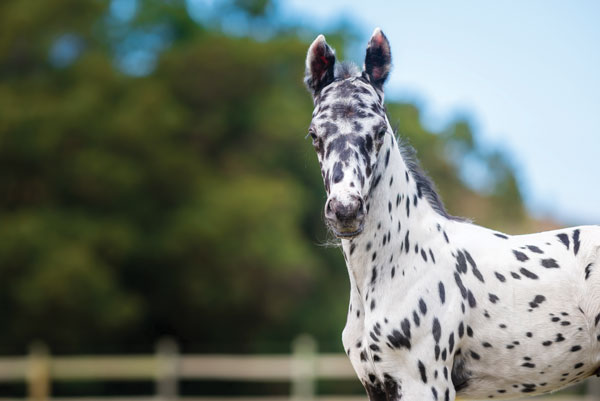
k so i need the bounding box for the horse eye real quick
[377,129,386,139]
[307,130,317,140]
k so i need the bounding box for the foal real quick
[304,28,600,401]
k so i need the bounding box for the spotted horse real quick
[303,28,600,401]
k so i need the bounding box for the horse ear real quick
[364,28,391,90]
[304,34,336,97]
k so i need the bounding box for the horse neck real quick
[342,132,449,294]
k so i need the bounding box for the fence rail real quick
[0,336,596,401]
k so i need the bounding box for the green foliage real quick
[0,0,529,354]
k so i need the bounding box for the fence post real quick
[291,334,317,401]
[156,337,179,401]
[27,342,50,401]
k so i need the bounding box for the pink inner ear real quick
[373,33,385,46]
[371,66,384,80]
[310,42,331,78]
[310,42,325,63]
[371,34,390,56]
[307,36,335,89]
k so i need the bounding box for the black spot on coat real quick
[557,233,570,250]
[573,229,581,255]
[465,250,484,282]
[438,282,445,304]
[454,273,467,299]
[527,245,544,254]
[419,298,427,315]
[433,318,441,343]
[418,360,428,383]
[541,258,559,268]
[332,161,344,183]
[467,291,477,308]
[519,268,539,279]
[513,250,529,262]
[401,318,411,339]
[387,329,411,350]
[455,251,467,274]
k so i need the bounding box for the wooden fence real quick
[0,335,597,401]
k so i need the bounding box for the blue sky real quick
[279,0,600,225]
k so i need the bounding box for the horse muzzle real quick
[324,195,365,239]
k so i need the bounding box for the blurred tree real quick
[0,0,534,356]
[232,0,272,17]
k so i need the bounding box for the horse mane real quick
[397,135,469,222]
[335,61,360,80]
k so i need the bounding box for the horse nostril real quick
[355,199,364,218]
[354,196,364,210]
[325,198,338,220]
[326,199,333,213]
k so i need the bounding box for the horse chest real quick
[342,259,457,388]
